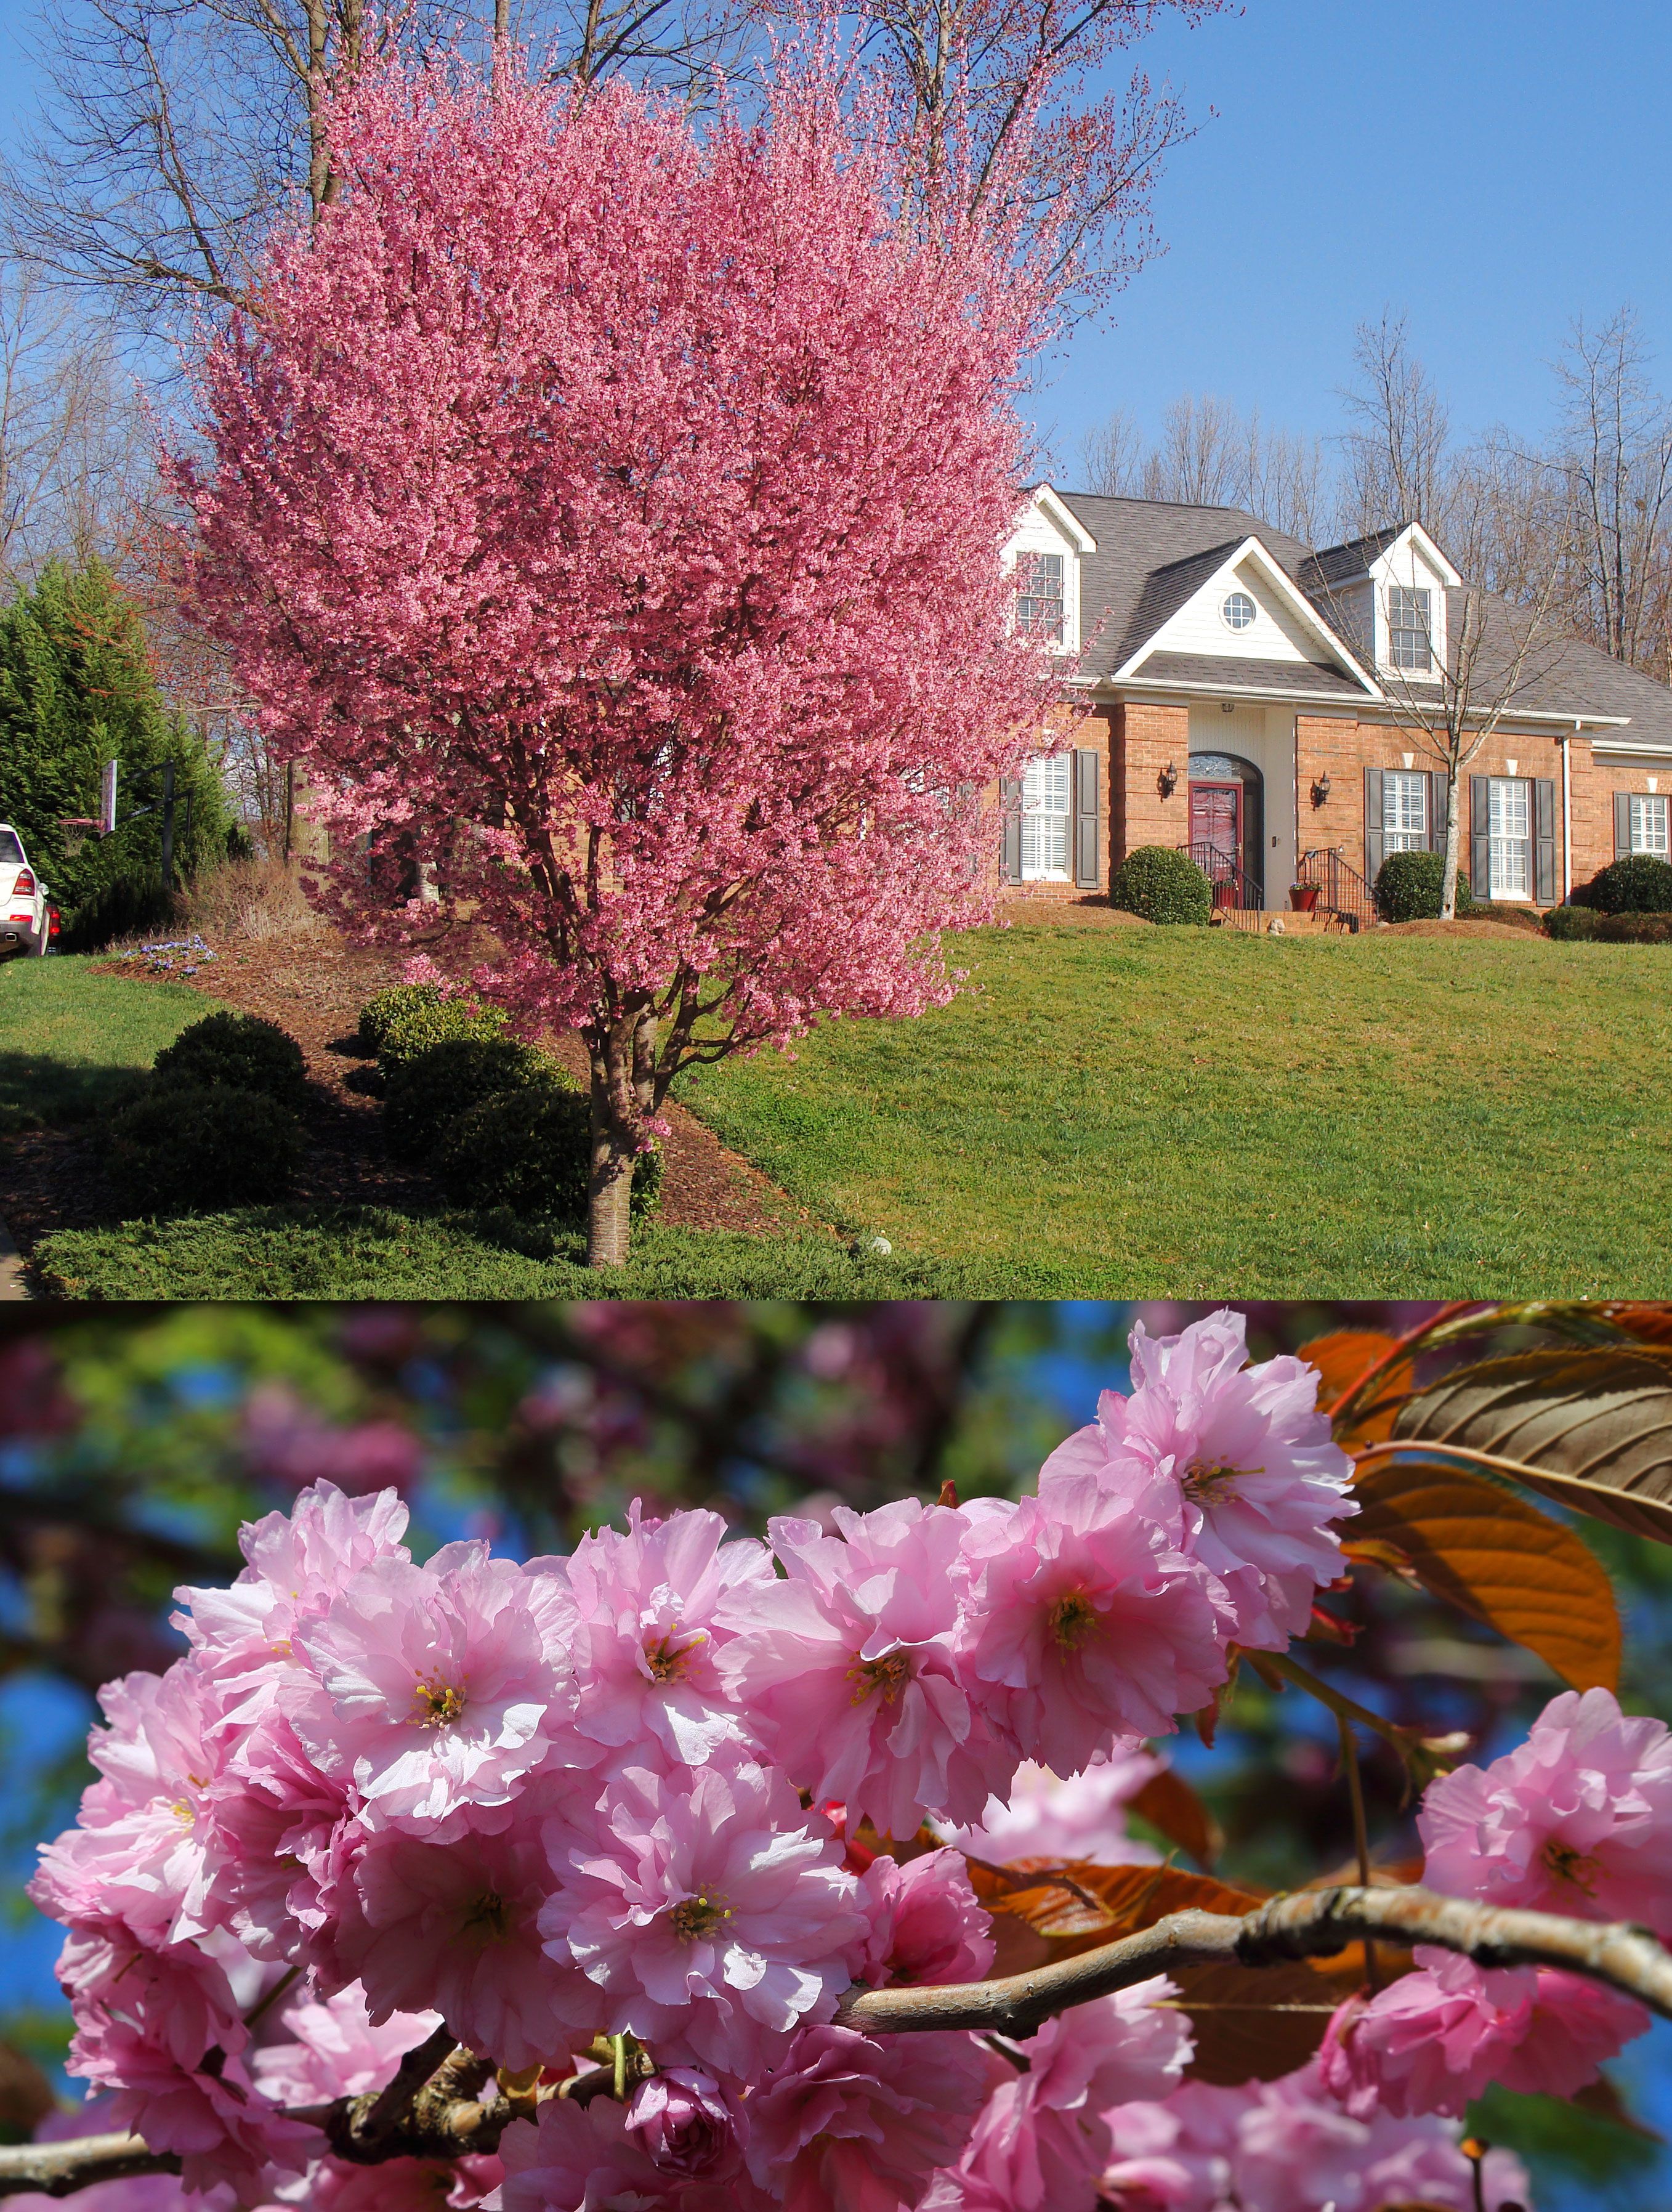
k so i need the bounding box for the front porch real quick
[1179,842,1376,933]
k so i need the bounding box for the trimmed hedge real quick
[153,1010,309,1111]
[383,1035,555,1163]
[1373,849,1478,923]
[1108,845,1212,925]
[106,1080,302,1215]
[1545,905,1672,944]
[363,987,507,1079]
[1580,854,1672,914]
[433,1082,663,1223]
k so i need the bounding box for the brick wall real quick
[1573,745,1668,886]
[1111,702,1190,866]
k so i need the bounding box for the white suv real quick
[0,824,54,957]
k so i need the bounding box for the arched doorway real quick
[1187,751,1265,907]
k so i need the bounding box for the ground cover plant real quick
[6,1301,1672,2212]
[674,925,1672,1296]
[0,954,230,1131]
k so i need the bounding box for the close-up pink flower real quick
[283,1540,575,1831]
[958,1475,1232,1774]
[250,1983,443,2106]
[746,2023,1004,2212]
[623,2067,747,2182]
[926,1983,1192,2212]
[718,1501,1014,1836]
[497,2092,765,2212]
[952,1749,1162,1866]
[854,1848,995,1990]
[1038,1310,1356,1652]
[331,1803,598,2071]
[543,1755,866,2078]
[559,1502,778,1771]
[1318,1943,1646,2118]
[1418,1685,1672,1934]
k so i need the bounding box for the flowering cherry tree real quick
[169,50,1062,1264]
[7,1307,1672,2212]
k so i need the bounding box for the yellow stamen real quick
[1541,1838,1604,1897]
[1182,1459,1262,1503]
[413,1673,467,1728]
[1049,1593,1098,1649]
[668,1891,730,1941]
[847,1650,911,1706]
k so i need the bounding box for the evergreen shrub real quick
[1107,846,1213,925]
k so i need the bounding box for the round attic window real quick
[1222,591,1257,633]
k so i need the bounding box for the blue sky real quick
[1028,0,1672,482]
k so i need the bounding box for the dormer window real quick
[1014,551,1065,643]
[1388,585,1434,673]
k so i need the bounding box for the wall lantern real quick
[1310,770,1332,809]
[1158,761,1179,798]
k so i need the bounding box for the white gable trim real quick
[1367,522,1461,589]
[1112,536,1382,696]
[1024,483,1097,553]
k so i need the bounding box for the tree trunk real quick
[585,1011,654,1268]
[1440,769,1462,920]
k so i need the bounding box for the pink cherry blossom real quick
[498,2094,765,2212]
[559,1502,778,1770]
[958,1478,1232,1774]
[746,2024,1004,2212]
[251,1985,443,2106]
[1040,1311,1356,1651]
[285,1541,572,1830]
[201,1714,352,1961]
[854,1849,995,1989]
[173,1480,412,1683]
[953,1749,1162,1867]
[1419,1686,1672,1935]
[543,1757,865,2077]
[1318,1943,1647,2118]
[623,2068,746,2182]
[719,1502,1014,1835]
[928,1983,1192,2212]
[332,1806,598,2070]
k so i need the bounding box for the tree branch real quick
[8,1889,1668,2199]
[836,1884,1672,2039]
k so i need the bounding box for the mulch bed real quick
[0,935,817,1262]
[997,897,1152,928]
[1383,918,1549,942]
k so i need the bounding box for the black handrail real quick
[1177,840,1263,911]
[1297,846,1374,931]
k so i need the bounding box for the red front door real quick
[1189,780,1241,883]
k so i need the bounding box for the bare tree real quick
[1551,307,1672,681]
[1337,311,1454,541]
[1078,391,1327,539]
[0,259,153,585]
[0,0,757,346]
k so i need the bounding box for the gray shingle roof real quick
[1047,488,1672,740]
[1126,652,1369,699]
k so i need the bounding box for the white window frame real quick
[1630,792,1670,857]
[1221,591,1256,633]
[1014,551,1065,645]
[1387,585,1434,673]
[1383,770,1428,854]
[1020,753,1072,882]
[1488,776,1532,899]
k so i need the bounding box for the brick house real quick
[998,487,1672,914]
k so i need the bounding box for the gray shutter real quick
[1471,775,1492,899]
[1429,771,1449,854]
[1534,778,1557,905]
[1615,790,1633,860]
[1000,777,1022,885]
[1073,748,1101,888]
[1363,766,1385,887]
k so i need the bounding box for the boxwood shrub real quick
[433,1082,663,1223]
[1107,846,1212,925]
[1373,849,1479,923]
[362,986,507,1079]
[153,1011,309,1111]
[1546,904,1672,944]
[107,1082,302,1216]
[1580,854,1672,914]
[382,1035,554,1163]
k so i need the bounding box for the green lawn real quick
[671,925,1672,1297]
[0,954,228,1129]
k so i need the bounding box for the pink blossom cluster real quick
[23,1315,1387,2212]
[1320,1685,1672,2117]
[1100,2062,1533,2211]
